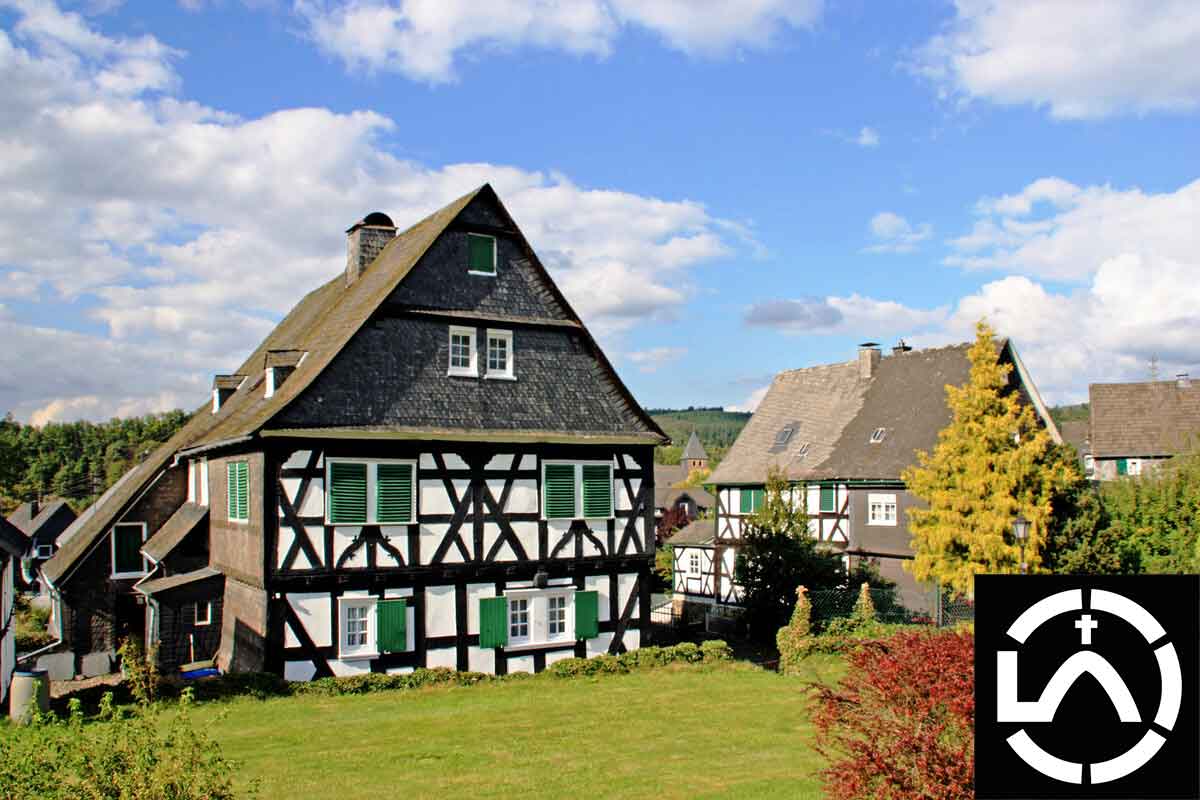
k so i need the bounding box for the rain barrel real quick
[9,669,49,724]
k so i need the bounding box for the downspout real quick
[18,570,65,666]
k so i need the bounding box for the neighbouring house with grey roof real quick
[0,517,24,704]
[39,186,666,680]
[7,499,77,593]
[653,432,714,520]
[679,340,1059,614]
[1088,375,1200,480]
[1057,419,1092,478]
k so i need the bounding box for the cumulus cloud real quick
[294,0,823,82]
[726,384,769,413]
[854,126,879,147]
[743,294,946,336]
[914,0,1200,118]
[625,346,687,373]
[0,1,747,421]
[862,211,933,254]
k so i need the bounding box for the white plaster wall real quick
[507,654,534,674]
[545,649,575,667]
[618,573,639,619]
[284,661,316,682]
[466,583,496,634]
[427,647,457,668]
[285,593,331,648]
[484,454,513,471]
[276,527,293,570]
[616,478,641,512]
[519,455,536,471]
[419,480,464,516]
[282,450,316,470]
[332,528,366,568]
[505,480,538,513]
[329,658,372,677]
[425,585,456,637]
[377,526,408,567]
[586,632,614,657]
[468,646,495,673]
[622,454,638,470]
[443,454,468,470]
[584,574,611,622]
[624,629,640,650]
[298,479,324,517]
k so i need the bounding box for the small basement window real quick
[467,233,497,275]
[870,428,887,443]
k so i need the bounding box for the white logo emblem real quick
[997,588,1182,785]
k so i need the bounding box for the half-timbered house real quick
[682,340,1059,613]
[39,185,667,679]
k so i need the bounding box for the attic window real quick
[774,427,794,446]
[467,233,496,275]
[796,442,811,458]
[870,428,887,444]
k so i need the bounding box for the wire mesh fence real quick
[803,585,974,631]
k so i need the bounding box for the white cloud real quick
[914,0,1200,119]
[854,126,879,147]
[0,1,748,421]
[862,211,932,254]
[294,0,823,83]
[726,385,769,413]
[743,294,947,336]
[626,346,687,373]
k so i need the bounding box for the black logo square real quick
[975,575,1199,799]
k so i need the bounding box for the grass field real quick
[191,659,843,800]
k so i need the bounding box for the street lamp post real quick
[1012,515,1030,575]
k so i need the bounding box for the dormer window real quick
[467,233,496,275]
[485,329,514,380]
[448,326,477,377]
[870,427,887,443]
[264,350,305,399]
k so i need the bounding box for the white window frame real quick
[540,460,615,521]
[867,493,898,527]
[466,233,498,276]
[1084,454,1095,476]
[227,460,250,524]
[504,588,576,651]
[324,458,418,526]
[689,552,701,573]
[36,544,54,559]
[338,596,378,660]
[484,328,515,380]
[447,325,477,377]
[1127,458,1142,476]
[110,521,148,579]
[195,601,212,626]
[870,427,887,443]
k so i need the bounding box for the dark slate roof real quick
[681,431,708,460]
[0,516,25,558]
[655,486,715,510]
[711,340,1060,485]
[1089,380,1200,458]
[1059,420,1090,456]
[138,567,222,596]
[142,503,208,563]
[669,518,715,546]
[44,185,665,585]
[7,500,76,541]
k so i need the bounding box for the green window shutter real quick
[479,596,508,648]
[574,590,599,640]
[227,464,237,519]
[581,465,613,518]
[739,488,753,514]
[376,599,408,652]
[329,462,368,524]
[468,234,495,273]
[820,485,835,513]
[544,464,577,519]
[113,525,142,574]
[753,489,764,511]
[236,462,249,521]
[1116,458,1128,476]
[376,463,414,523]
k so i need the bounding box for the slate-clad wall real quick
[209,453,265,588]
[154,577,224,672]
[275,318,641,433]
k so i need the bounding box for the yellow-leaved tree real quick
[902,321,1081,596]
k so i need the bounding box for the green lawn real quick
[191,658,843,800]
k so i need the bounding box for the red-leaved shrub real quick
[811,629,974,800]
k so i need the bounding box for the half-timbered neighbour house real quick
[40,185,666,680]
[689,341,1059,613]
[1088,376,1200,480]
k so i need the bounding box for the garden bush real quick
[811,629,974,800]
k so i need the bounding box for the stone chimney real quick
[1177,373,1191,389]
[892,339,912,355]
[858,342,881,380]
[345,212,397,286]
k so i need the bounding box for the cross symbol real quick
[1075,613,1098,646]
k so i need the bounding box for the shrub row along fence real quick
[805,587,975,632]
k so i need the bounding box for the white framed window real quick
[870,428,887,443]
[541,461,614,521]
[326,458,417,525]
[448,325,477,377]
[36,544,53,559]
[339,596,378,659]
[195,602,212,626]
[1127,458,1143,476]
[110,521,148,578]
[505,589,575,649]
[867,493,898,526]
[689,552,700,573]
[1084,454,1095,476]
[485,329,514,380]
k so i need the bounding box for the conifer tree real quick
[902,321,1081,595]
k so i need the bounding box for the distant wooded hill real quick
[1049,403,1089,426]
[649,407,751,467]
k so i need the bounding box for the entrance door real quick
[114,592,146,649]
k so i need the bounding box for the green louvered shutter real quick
[544,464,577,519]
[581,465,613,519]
[753,489,764,511]
[329,462,368,524]
[1116,458,1128,476]
[227,462,249,521]
[574,590,599,640]
[479,596,508,648]
[113,524,143,574]
[376,599,408,652]
[820,485,835,513]
[468,234,495,273]
[739,488,753,514]
[376,463,414,523]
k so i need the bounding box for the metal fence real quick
[646,599,706,644]
[803,586,974,631]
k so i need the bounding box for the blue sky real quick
[1,0,1198,423]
